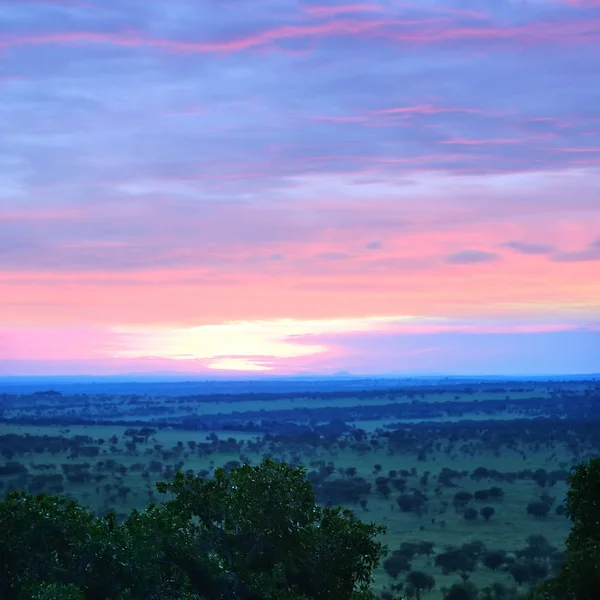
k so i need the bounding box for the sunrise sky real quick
[1,0,599,376]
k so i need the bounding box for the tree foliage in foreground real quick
[522,456,600,600]
[0,458,388,600]
[4,455,600,600]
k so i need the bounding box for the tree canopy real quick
[4,455,600,600]
[0,458,389,600]
[523,456,600,600]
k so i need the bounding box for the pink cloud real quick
[438,137,525,145]
[2,16,600,55]
[530,117,560,123]
[400,19,600,45]
[391,2,488,20]
[525,116,576,131]
[300,115,370,123]
[0,327,121,361]
[0,208,84,222]
[565,157,600,165]
[554,147,600,152]
[291,152,477,167]
[561,0,600,6]
[0,19,411,53]
[1,245,598,329]
[302,2,488,20]
[1,316,597,376]
[372,104,494,117]
[438,132,557,145]
[1,172,598,338]
[302,4,386,17]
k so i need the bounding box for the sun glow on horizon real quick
[208,358,273,371]
[102,315,600,372]
[110,316,414,362]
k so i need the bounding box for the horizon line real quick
[0,372,598,381]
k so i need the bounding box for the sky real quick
[0,0,599,377]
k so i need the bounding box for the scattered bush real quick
[480,506,495,521]
[527,501,551,518]
[383,552,412,579]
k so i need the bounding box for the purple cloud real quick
[446,250,500,265]
[552,249,600,262]
[503,241,556,255]
[1,0,600,375]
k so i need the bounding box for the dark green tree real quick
[405,570,435,600]
[442,581,479,600]
[523,457,600,600]
[0,458,388,600]
[480,506,495,522]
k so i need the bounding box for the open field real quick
[2,377,599,599]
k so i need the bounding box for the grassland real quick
[1,377,598,599]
